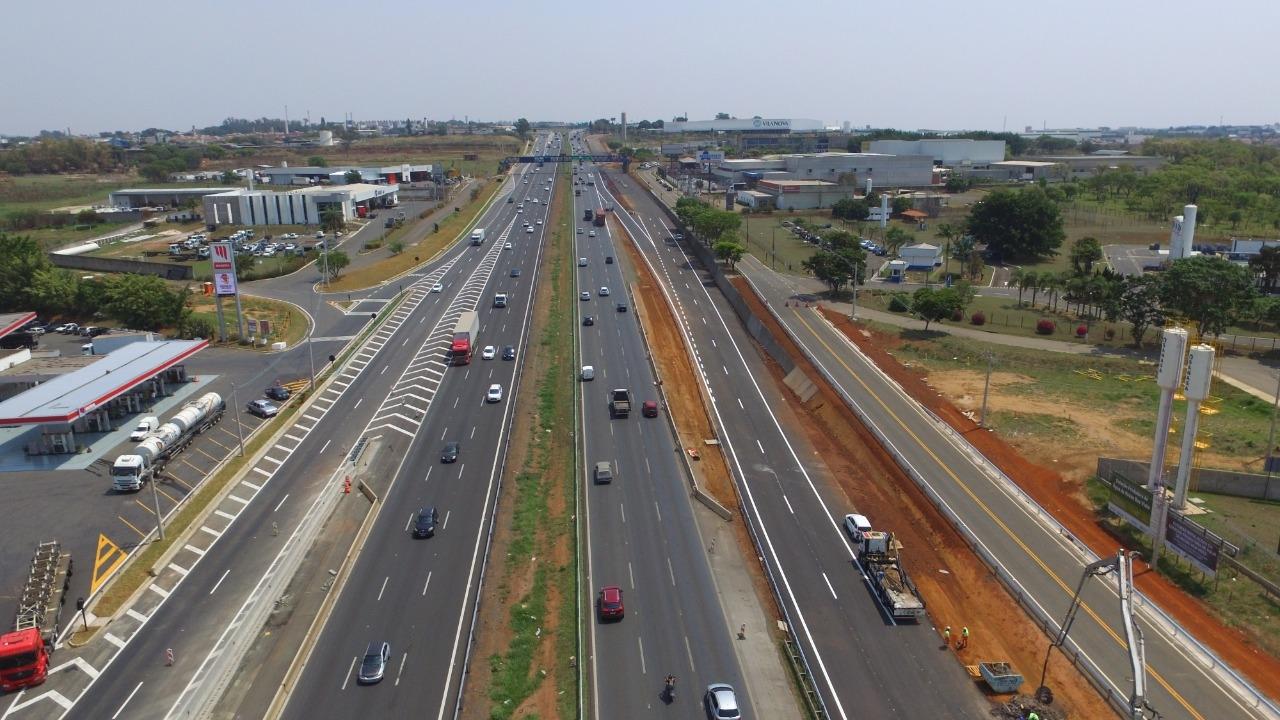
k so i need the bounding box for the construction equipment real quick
[857,531,926,621]
[0,542,72,691]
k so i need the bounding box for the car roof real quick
[365,641,385,654]
[845,513,871,528]
[709,684,737,707]
[601,585,621,600]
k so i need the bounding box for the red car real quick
[597,586,624,621]
[641,400,659,418]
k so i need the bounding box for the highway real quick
[572,144,752,716]
[3,139,554,720]
[595,164,986,718]
[741,255,1277,720]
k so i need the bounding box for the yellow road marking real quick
[790,308,1205,719]
[134,499,156,516]
[155,485,178,504]
[91,533,128,595]
[117,516,148,539]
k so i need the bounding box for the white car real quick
[486,384,503,403]
[536,219,542,225]
[505,242,513,249]
[431,283,443,293]
[599,286,610,297]
[481,345,496,360]
[578,258,588,267]
[526,226,534,233]
[580,291,591,301]
[843,513,872,542]
[588,230,597,237]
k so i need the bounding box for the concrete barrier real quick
[50,253,194,280]
[1098,456,1280,501]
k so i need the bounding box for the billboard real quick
[1164,511,1230,576]
[1102,470,1152,533]
[210,242,239,297]
[697,150,726,164]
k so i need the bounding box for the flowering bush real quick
[1036,319,1056,335]
[970,311,986,326]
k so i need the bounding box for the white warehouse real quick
[202,183,398,227]
[712,152,936,188]
[866,139,1006,166]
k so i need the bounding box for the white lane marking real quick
[111,681,144,719]
[168,562,189,577]
[241,480,262,491]
[628,562,635,589]
[381,365,388,375]
[341,656,358,691]
[667,557,676,586]
[653,501,661,523]
[320,439,332,454]
[104,632,126,649]
[422,571,432,596]
[756,439,765,454]
[405,513,415,532]
[783,494,795,514]
[378,575,389,601]
[148,584,170,599]
[126,608,148,623]
[822,572,839,599]
[738,398,745,409]
[214,509,236,521]
[637,636,647,675]
[395,651,409,686]
[442,510,451,530]
[210,569,230,595]
[353,398,363,409]
[685,635,697,674]
[227,494,249,505]
[274,494,289,512]
[184,543,206,557]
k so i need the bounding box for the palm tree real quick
[1064,275,1087,316]
[1009,268,1025,303]
[1027,271,1043,308]
[1041,273,1064,312]
[936,222,960,274]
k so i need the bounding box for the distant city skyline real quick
[2,0,1278,136]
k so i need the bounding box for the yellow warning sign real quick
[91,534,128,595]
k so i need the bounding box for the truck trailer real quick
[470,228,486,246]
[450,311,480,365]
[593,209,606,227]
[857,531,925,621]
[111,392,226,491]
[0,542,71,692]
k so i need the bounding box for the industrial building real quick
[203,183,399,227]
[755,180,854,211]
[258,163,439,186]
[866,139,1006,166]
[967,160,1063,182]
[663,118,824,134]
[109,187,234,210]
[711,152,936,189]
[1024,154,1165,178]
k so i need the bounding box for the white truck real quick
[470,228,486,246]
[857,531,926,621]
[111,392,226,491]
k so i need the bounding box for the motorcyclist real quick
[664,674,676,698]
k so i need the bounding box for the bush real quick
[970,311,986,326]
[887,294,910,312]
[1035,319,1056,335]
[1104,326,1116,341]
[950,308,964,321]
[1076,324,1088,337]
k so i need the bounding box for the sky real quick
[3,0,1279,136]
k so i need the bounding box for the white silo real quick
[1168,216,1184,259]
[1147,328,1188,492]
[1173,343,1215,509]
[880,193,889,228]
[865,177,873,196]
[1181,204,1198,257]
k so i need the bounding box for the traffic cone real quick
[343,478,351,494]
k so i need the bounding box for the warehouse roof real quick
[0,340,206,425]
[0,312,37,339]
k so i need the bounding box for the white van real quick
[129,416,160,441]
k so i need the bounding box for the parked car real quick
[265,385,291,401]
[357,642,390,684]
[441,441,460,463]
[413,506,439,538]
[246,399,279,418]
[597,585,624,621]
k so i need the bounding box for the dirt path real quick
[820,307,1280,707]
[726,279,1112,718]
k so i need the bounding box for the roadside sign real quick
[1164,511,1228,576]
[1102,470,1152,533]
[210,242,239,296]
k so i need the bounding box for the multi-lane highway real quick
[572,149,752,716]
[594,159,988,719]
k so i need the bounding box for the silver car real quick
[357,641,390,684]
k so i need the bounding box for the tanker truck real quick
[111,392,226,491]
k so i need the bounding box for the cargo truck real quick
[593,209,606,227]
[450,311,480,365]
[857,531,925,621]
[111,392,226,491]
[0,542,71,692]
[608,388,632,418]
[470,228,486,246]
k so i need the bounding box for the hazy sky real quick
[3,0,1278,136]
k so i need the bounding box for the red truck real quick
[593,209,606,227]
[450,311,480,365]
[0,542,70,692]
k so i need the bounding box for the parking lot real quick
[0,329,312,631]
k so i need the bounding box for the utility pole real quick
[150,471,165,540]
[230,383,246,457]
[979,352,996,427]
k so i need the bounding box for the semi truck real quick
[593,209,606,227]
[111,392,226,491]
[0,542,71,692]
[83,332,157,356]
[857,531,926,621]
[583,209,594,222]
[470,228,486,246]
[450,311,480,365]
[608,388,632,418]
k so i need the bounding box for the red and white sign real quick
[210,242,239,296]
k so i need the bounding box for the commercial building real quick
[711,152,936,189]
[900,243,943,270]
[663,118,824,134]
[969,160,1063,182]
[866,139,1006,166]
[258,163,439,186]
[1024,155,1165,178]
[755,180,853,211]
[735,190,775,210]
[203,183,399,227]
[108,188,233,210]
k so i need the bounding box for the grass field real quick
[187,295,309,347]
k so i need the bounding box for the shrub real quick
[1104,326,1116,341]
[950,308,964,321]
[1076,324,1088,337]
[888,294,910,312]
[970,311,986,326]
[1035,319,1056,335]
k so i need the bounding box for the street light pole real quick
[230,383,246,457]
[980,352,996,427]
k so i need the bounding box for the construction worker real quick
[943,626,951,648]
[959,626,970,650]
[1027,712,1040,720]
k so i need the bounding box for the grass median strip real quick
[485,162,577,719]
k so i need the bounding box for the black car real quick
[502,345,516,361]
[605,256,613,264]
[265,385,291,401]
[413,506,439,538]
[441,441,460,463]
[357,642,390,684]
[583,316,595,326]
[616,302,628,312]
[510,267,521,277]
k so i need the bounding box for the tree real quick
[891,196,913,215]
[966,187,1065,263]
[831,198,870,222]
[713,237,746,267]
[76,209,103,226]
[388,240,405,255]
[307,155,328,167]
[1069,236,1103,275]
[1159,255,1257,337]
[884,226,914,256]
[803,248,865,295]
[220,170,238,184]
[318,250,350,279]
[321,205,346,234]
[514,118,531,140]
[935,223,962,273]
[344,169,362,184]
[339,128,358,155]
[1009,268,1026,303]
[1250,245,1280,292]
[29,267,78,316]
[0,233,49,311]
[910,287,963,331]
[1117,275,1164,347]
[102,274,184,330]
